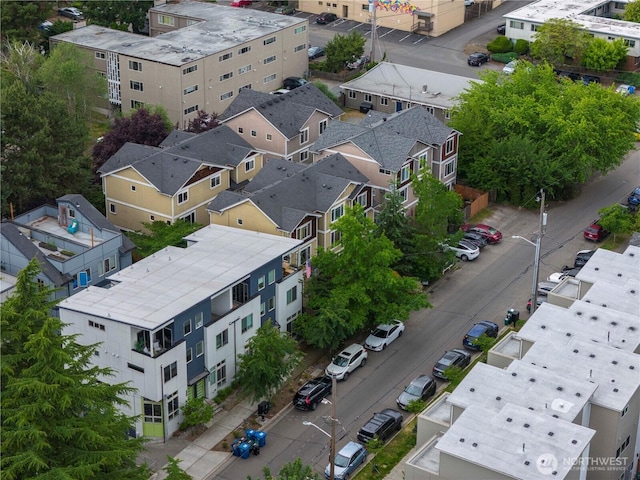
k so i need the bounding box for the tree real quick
[598,204,634,241]
[83,1,153,34]
[234,323,303,403]
[313,80,338,103]
[296,204,428,351]
[324,31,365,73]
[624,0,640,22]
[250,458,321,480]
[1,259,149,480]
[530,18,592,66]
[93,107,172,171]
[125,220,203,258]
[0,40,43,89]
[449,62,640,203]
[180,397,214,432]
[0,1,53,43]
[164,457,192,480]
[186,110,219,133]
[375,185,416,276]
[581,38,628,71]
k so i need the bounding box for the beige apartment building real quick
[51,1,309,128]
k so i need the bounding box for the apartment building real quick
[51,1,309,128]
[58,225,302,439]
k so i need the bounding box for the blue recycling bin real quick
[231,439,243,457]
[239,441,252,459]
[245,429,256,441]
[254,430,266,447]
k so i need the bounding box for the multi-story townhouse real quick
[58,225,302,439]
[312,106,459,215]
[339,62,480,124]
[98,125,263,233]
[207,154,372,268]
[1,194,135,304]
[218,84,344,163]
[503,0,640,70]
[50,1,309,128]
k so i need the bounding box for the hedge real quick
[491,52,519,64]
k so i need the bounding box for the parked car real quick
[432,349,471,380]
[583,220,609,242]
[502,60,518,74]
[275,4,295,14]
[547,272,568,283]
[496,24,506,34]
[316,12,338,24]
[536,281,557,297]
[39,20,53,31]
[574,249,595,268]
[308,46,325,60]
[231,0,252,6]
[463,321,499,350]
[461,224,502,244]
[292,375,332,411]
[446,240,480,262]
[582,75,601,85]
[464,0,475,6]
[58,7,84,20]
[628,186,640,207]
[356,408,403,443]
[283,77,308,90]
[556,70,581,82]
[462,231,488,249]
[561,265,582,277]
[269,89,290,95]
[347,55,370,70]
[616,84,635,96]
[324,441,367,480]
[396,375,436,410]
[364,319,405,351]
[326,343,367,380]
[467,52,490,66]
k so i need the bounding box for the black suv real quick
[283,77,308,90]
[357,408,403,443]
[292,375,332,410]
[467,52,490,67]
[316,12,337,24]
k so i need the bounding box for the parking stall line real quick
[379,28,395,38]
[413,36,426,44]
[399,33,412,42]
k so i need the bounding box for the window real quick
[266,133,272,141]
[178,191,189,204]
[184,105,198,115]
[625,39,636,48]
[131,100,144,109]
[210,175,221,188]
[128,362,144,373]
[362,3,369,9]
[238,127,244,134]
[251,130,257,137]
[444,110,451,120]
[183,65,198,75]
[399,188,408,202]
[380,168,392,175]
[219,52,233,61]
[294,44,306,52]
[245,158,255,172]
[616,435,630,458]
[319,119,328,134]
[167,391,179,419]
[300,128,309,144]
[348,90,357,99]
[295,25,306,34]
[260,302,266,316]
[287,286,297,304]
[364,93,372,102]
[215,360,226,387]
[530,24,538,32]
[186,348,193,363]
[241,314,253,333]
[239,84,252,93]
[216,329,229,349]
[220,91,233,101]
[268,269,276,285]
[181,211,195,224]
[97,71,107,78]
[264,36,276,45]
[73,269,92,289]
[195,312,203,329]
[621,405,629,417]
[445,137,455,155]
[131,185,136,192]
[239,46,251,54]
[220,72,233,81]
[99,256,116,276]
[196,341,203,357]
[356,191,367,207]
[164,361,178,382]
[380,97,389,106]
[109,203,116,214]
[238,64,251,74]
[237,219,243,225]
[263,55,276,65]
[268,296,275,311]
[331,204,344,222]
[129,60,142,71]
[144,402,162,423]
[88,319,105,330]
[150,215,155,221]
[444,160,455,176]
[264,74,277,83]
[184,85,198,95]
[130,80,144,91]
[95,51,105,59]
[300,150,309,162]
[184,319,192,336]
[509,20,524,29]
[330,230,342,245]
[258,275,265,290]
[425,106,434,115]
[400,164,411,183]
[296,221,311,240]
[158,14,175,25]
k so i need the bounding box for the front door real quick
[396,101,403,112]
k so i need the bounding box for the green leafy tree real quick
[443,365,465,387]
[405,399,427,414]
[598,204,634,241]
[0,40,43,89]
[83,1,153,34]
[1,259,149,480]
[472,334,497,361]
[235,323,303,403]
[581,37,628,71]
[624,0,640,22]
[164,456,192,480]
[375,184,416,276]
[126,220,203,257]
[0,1,53,43]
[254,458,321,480]
[180,397,214,432]
[313,80,338,103]
[324,31,366,73]
[530,18,592,66]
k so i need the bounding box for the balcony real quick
[132,325,174,358]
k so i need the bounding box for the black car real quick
[316,12,338,24]
[467,52,490,67]
[462,231,487,249]
[283,77,308,90]
[555,70,581,82]
[574,250,595,268]
[582,75,601,85]
[496,24,506,34]
[292,375,332,410]
[432,349,471,380]
[561,265,582,277]
[356,408,403,443]
[463,321,499,350]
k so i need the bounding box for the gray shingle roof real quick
[219,83,343,139]
[98,143,160,175]
[164,126,254,167]
[159,130,197,148]
[208,153,368,232]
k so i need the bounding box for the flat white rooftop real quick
[436,403,595,479]
[421,392,452,426]
[58,225,301,330]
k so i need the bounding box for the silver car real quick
[325,344,367,381]
[364,320,404,351]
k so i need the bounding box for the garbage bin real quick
[255,430,267,447]
[245,429,256,441]
[232,439,243,457]
[359,101,373,114]
[239,441,252,459]
[258,401,270,417]
[505,308,520,326]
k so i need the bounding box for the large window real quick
[129,60,142,71]
[196,341,203,357]
[245,158,255,172]
[264,36,276,45]
[239,46,251,54]
[444,160,455,176]
[184,105,198,115]
[164,361,178,382]
[216,329,229,348]
[158,14,175,25]
[167,391,179,420]
[445,137,455,155]
[130,80,143,91]
[294,25,306,34]
[263,55,276,65]
[319,119,328,134]
[258,275,265,290]
[186,347,193,363]
[241,314,253,333]
[144,402,162,423]
[238,64,251,74]
[268,296,275,311]
[211,175,221,188]
[268,269,276,285]
[220,91,233,101]
[219,52,233,61]
[400,164,411,183]
[331,204,344,222]
[296,221,311,240]
[287,286,297,304]
[220,72,233,81]
[215,360,226,387]
[195,312,203,329]
[99,256,116,276]
[509,20,524,29]
[184,85,198,95]
[183,65,198,75]
[178,191,189,204]
[263,74,277,83]
[183,319,192,336]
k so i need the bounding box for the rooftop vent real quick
[422,84,428,93]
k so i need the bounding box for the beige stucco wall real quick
[209,201,281,234]
[233,153,265,184]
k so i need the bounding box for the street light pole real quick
[330,373,337,480]
[531,189,546,315]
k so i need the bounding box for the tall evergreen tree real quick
[1,259,149,480]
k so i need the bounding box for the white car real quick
[269,89,290,95]
[502,60,518,74]
[325,344,368,381]
[364,320,405,351]
[446,240,480,261]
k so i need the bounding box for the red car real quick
[231,0,252,6]
[461,223,502,244]
[583,220,609,242]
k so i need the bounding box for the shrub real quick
[491,52,518,63]
[179,397,214,431]
[615,72,640,87]
[487,36,514,53]
[514,39,530,55]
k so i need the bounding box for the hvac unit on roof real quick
[422,84,428,93]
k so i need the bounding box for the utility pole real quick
[531,189,546,315]
[369,0,377,63]
[329,373,337,480]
